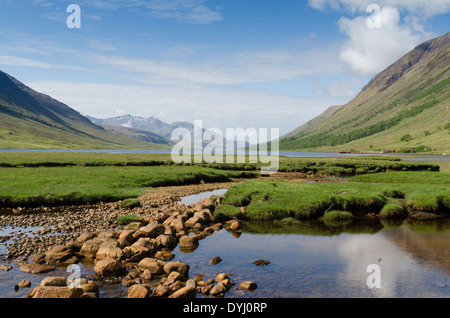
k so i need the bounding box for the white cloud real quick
[0,55,87,71]
[337,7,425,76]
[312,77,363,97]
[88,40,118,52]
[90,45,345,86]
[26,80,342,135]
[29,0,223,24]
[308,0,450,76]
[308,0,450,17]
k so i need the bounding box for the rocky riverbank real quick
[0,181,258,298]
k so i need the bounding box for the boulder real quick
[215,273,229,282]
[44,245,73,264]
[162,214,177,226]
[95,246,123,261]
[201,285,213,295]
[153,284,170,297]
[40,277,67,287]
[168,286,196,298]
[128,284,151,298]
[79,239,104,259]
[94,257,125,277]
[194,210,211,223]
[119,230,135,244]
[122,246,152,262]
[76,232,97,243]
[98,231,119,239]
[155,234,178,248]
[20,263,55,274]
[26,286,83,298]
[168,281,184,292]
[154,250,175,261]
[210,256,222,265]
[179,235,199,250]
[186,279,196,288]
[164,260,190,277]
[124,222,144,231]
[0,265,13,271]
[170,218,185,231]
[229,221,242,231]
[138,258,165,275]
[67,241,82,252]
[17,280,31,288]
[98,238,120,249]
[80,282,99,296]
[141,269,153,281]
[240,281,257,291]
[132,238,158,252]
[209,282,227,296]
[185,215,202,228]
[117,238,131,249]
[134,222,165,239]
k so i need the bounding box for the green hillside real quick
[0,71,169,150]
[281,32,450,154]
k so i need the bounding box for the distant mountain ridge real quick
[87,114,179,139]
[281,32,450,153]
[88,114,250,149]
[0,71,168,150]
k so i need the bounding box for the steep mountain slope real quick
[0,71,168,149]
[281,32,450,153]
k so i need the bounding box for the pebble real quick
[0,182,255,299]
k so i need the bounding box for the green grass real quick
[0,165,257,208]
[117,214,144,226]
[322,211,354,222]
[380,204,407,219]
[351,171,450,184]
[352,171,450,213]
[201,155,440,176]
[219,171,450,221]
[0,152,172,167]
[221,179,388,220]
[122,198,141,209]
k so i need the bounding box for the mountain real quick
[99,125,173,145]
[0,71,169,150]
[88,115,250,149]
[87,114,175,139]
[281,32,450,154]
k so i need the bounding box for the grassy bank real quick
[216,171,450,221]
[0,152,440,176]
[0,165,256,208]
[200,155,440,176]
[0,152,446,209]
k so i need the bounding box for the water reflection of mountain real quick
[382,219,450,276]
[243,219,384,236]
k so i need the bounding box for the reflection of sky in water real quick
[1,221,449,298]
[178,189,228,205]
[174,225,449,298]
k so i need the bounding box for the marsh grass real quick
[380,204,407,219]
[0,165,257,208]
[220,171,449,221]
[122,198,141,209]
[117,214,144,225]
[322,211,354,221]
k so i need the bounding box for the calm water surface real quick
[1,218,449,298]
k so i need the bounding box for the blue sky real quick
[0,0,449,135]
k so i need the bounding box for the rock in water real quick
[94,258,125,277]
